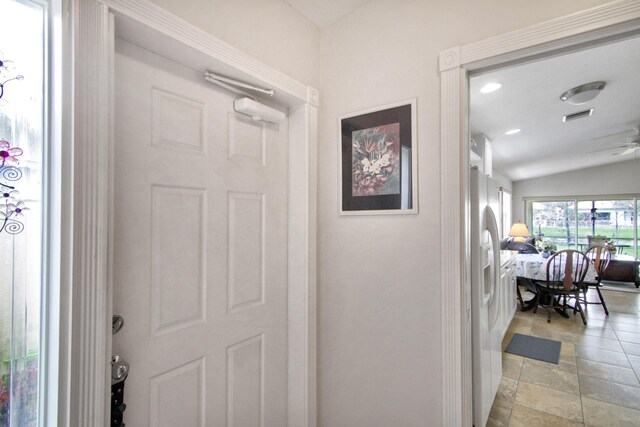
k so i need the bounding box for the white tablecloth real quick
[514,253,597,283]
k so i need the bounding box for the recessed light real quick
[480,82,502,94]
[505,129,521,135]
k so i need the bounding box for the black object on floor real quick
[504,333,561,364]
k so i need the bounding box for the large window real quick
[637,199,640,259]
[500,188,512,238]
[528,196,639,259]
[531,200,577,251]
[0,1,47,425]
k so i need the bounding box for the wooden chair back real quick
[546,250,589,291]
[586,246,612,277]
[587,235,607,249]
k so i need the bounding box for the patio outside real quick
[531,199,639,259]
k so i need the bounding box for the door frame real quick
[62,0,318,425]
[438,0,640,424]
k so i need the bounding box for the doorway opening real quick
[468,29,640,426]
[438,2,640,424]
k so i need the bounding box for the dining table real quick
[513,252,597,316]
[514,253,597,283]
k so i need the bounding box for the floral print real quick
[0,138,26,233]
[0,139,23,166]
[4,200,28,218]
[351,123,400,197]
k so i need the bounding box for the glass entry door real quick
[0,1,47,425]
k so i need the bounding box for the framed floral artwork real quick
[339,99,417,215]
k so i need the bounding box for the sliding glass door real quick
[531,200,576,251]
[528,196,639,259]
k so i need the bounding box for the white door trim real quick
[438,1,640,425]
[64,0,317,425]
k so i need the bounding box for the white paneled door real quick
[112,38,288,427]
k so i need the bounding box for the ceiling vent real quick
[562,108,594,123]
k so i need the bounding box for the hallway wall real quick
[317,0,612,425]
[144,0,619,425]
[148,0,321,88]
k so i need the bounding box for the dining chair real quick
[582,246,612,315]
[534,249,589,325]
[513,243,539,310]
[587,235,607,248]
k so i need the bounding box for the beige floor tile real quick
[582,396,640,427]
[560,342,577,365]
[510,315,534,328]
[573,325,618,339]
[496,376,518,402]
[491,289,640,426]
[487,399,512,427]
[508,324,533,336]
[530,323,576,343]
[581,304,609,318]
[575,345,631,367]
[609,294,640,302]
[610,321,640,333]
[579,375,640,411]
[573,334,624,352]
[503,351,523,363]
[534,316,574,333]
[519,359,580,395]
[524,356,577,373]
[582,309,608,320]
[581,302,608,314]
[577,358,640,387]
[609,313,640,326]
[616,330,640,344]
[628,354,640,374]
[502,353,523,380]
[621,341,640,356]
[514,381,583,422]
[585,310,614,321]
[508,403,584,427]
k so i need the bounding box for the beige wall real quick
[317,0,612,425]
[148,0,321,87]
[142,0,621,425]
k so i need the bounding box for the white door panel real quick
[113,38,288,426]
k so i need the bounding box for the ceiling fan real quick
[589,124,640,156]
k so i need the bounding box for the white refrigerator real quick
[470,167,502,427]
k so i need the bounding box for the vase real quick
[541,249,550,258]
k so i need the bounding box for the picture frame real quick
[338,98,418,215]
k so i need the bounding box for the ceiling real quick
[284,0,371,28]
[470,35,640,182]
[285,1,640,182]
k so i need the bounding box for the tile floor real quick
[488,285,640,427]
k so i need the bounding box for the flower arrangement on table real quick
[535,239,556,257]
[604,239,617,254]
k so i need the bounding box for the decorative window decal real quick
[0,84,28,234]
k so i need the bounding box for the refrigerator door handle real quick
[484,205,501,307]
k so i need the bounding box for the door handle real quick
[111,354,130,384]
[111,354,129,426]
[112,314,125,335]
[111,315,129,426]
